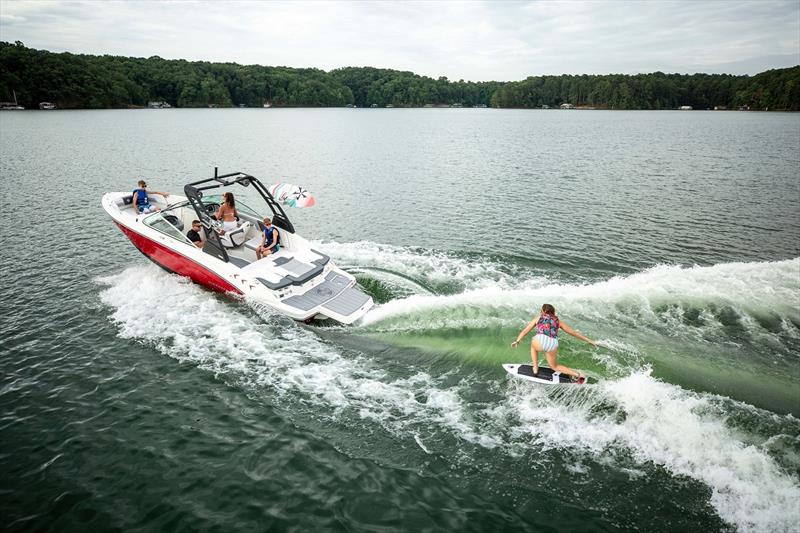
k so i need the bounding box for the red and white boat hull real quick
[115,221,242,295]
[102,190,373,324]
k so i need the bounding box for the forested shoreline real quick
[1,41,798,110]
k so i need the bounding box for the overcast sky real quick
[1,0,798,81]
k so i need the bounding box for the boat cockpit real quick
[137,170,335,294]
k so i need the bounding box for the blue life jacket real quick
[263,226,279,248]
[132,188,149,206]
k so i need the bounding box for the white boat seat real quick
[242,250,329,290]
[244,235,262,251]
[273,257,315,277]
[244,234,284,252]
[219,221,252,248]
[115,195,134,208]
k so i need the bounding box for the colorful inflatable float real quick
[268,183,316,208]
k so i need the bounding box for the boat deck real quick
[241,248,329,289]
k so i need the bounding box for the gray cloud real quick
[0,0,797,80]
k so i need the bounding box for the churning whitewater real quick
[98,241,800,533]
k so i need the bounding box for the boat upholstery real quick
[115,195,134,208]
[244,235,263,252]
[219,221,252,248]
[243,249,331,289]
[281,271,370,315]
[227,256,251,268]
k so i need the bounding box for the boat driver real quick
[186,220,206,248]
[256,217,280,259]
[132,179,169,214]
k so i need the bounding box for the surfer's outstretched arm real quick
[511,317,538,348]
[560,322,596,346]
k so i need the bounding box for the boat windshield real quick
[142,212,193,245]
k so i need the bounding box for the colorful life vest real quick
[536,313,560,338]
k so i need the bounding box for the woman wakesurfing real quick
[511,304,596,383]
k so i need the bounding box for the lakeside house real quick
[39,102,56,110]
[148,101,171,109]
[560,103,574,109]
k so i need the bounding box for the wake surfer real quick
[511,304,596,382]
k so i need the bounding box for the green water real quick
[1,109,799,532]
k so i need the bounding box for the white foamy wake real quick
[359,258,800,338]
[505,371,800,533]
[98,264,800,532]
[97,265,495,447]
[311,239,552,292]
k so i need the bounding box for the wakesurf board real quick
[502,363,591,385]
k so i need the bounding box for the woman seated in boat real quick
[215,192,239,234]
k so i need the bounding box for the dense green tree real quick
[490,70,799,110]
[0,42,797,110]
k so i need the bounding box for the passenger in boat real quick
[510,303,596,382]
[132,180,169,214]
[256,217,280,259]
[186,220,205,248]
[215,192,239,235]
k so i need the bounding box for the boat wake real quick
[352,254,800,347]
[97,248,800,533]
[506,371,800,533]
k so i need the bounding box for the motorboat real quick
[101,169,373,324]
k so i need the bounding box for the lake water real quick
[1,108,799,532]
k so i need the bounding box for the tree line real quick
[1,41,798,110]
[490,69,800,110]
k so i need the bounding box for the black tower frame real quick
[183,168,295,263]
